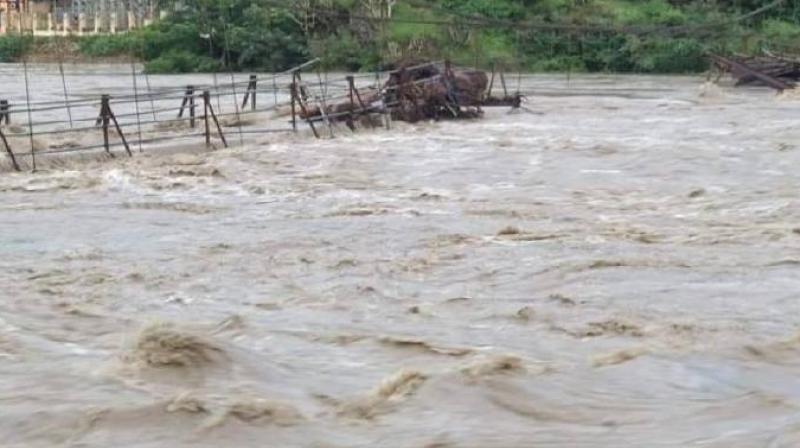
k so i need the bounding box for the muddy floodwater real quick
[2,68,800,447]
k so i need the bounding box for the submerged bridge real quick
[0,0,160,35]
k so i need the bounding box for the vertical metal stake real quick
[100,94,113,157]
[203,90,211,146]
[250,74,257,111]
[290,79,297,132]
[188,85,195,128]
[0,100,8,125]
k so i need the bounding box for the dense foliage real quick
[1,0,798,73]
[0,34,32,62]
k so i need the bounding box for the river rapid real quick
[1,68,800,447]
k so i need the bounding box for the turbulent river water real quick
[1,66,800,447]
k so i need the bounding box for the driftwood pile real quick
[711,53,800,91]
[385,62,489,122]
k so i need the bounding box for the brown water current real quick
[2,70,800,447]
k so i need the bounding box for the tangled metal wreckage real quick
[294,60,524,137]
[710,53,800,91]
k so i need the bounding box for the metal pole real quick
[290,79,297,132]
[223,8,243,146]
[107,98,132,157]
[0,127,20,172]
[130,56,144,152]
[177,86,190,118]
[143,62,157,121]
[0,100,9,125]
[272,72,278,108]
[57,59,73,128]
[20,13,36,171]
[206,97,227,148]
[346,75,356,131]
[203,90,211,146]
[188,85,195,128]
[101,95,112,156]
[251,74,257,111]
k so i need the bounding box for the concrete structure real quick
[0,0,159,35]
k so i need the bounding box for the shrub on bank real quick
[2,0,797,73]
[0,35,32,62]
[144,50,222,73]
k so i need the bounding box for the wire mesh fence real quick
[0,58,394,172]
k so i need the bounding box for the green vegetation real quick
[0,34,32,62]
[1,0,798,73]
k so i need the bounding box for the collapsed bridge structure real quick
[294,60,523,136]
[0,59,524,172]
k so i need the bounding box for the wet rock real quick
[688,188,706,198]
[497,226,521,236]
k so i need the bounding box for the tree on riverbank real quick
[1,0,798,73]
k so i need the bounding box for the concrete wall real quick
[0,1,160,35]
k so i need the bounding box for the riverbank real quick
[1,0,798,74]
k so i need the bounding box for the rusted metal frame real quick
[0,126,20,172]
